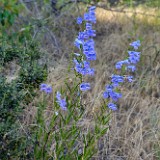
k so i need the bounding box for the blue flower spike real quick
[104,40,141,111]
[74,6,97,92]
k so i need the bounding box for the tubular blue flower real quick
[128,51,141,64]
[86,29,96,37]
[128,55,140,64]
[109,91,122,102]
[86,23,92,30]
[45,86,52,94]
[127,65,136,72]
[40,83,48,91]
[111,75,124,87]
[56,92,67,110]
[84,6,96,23]
[85,51,96,61]
[89,6,96,11]
[115,59,130,69]
[74,59,95,76]
[103,91,109,99]
[128,51,140,57]
[108,103,117,111]
[105,84,114,92]
[115,61,123,69]
[130,40,141,50]
[77,17,83,24]
[78,31,89,40]
[80,83,91,91]
[40,83,52,94]
[127,76,134,82]
[74,38,83,49]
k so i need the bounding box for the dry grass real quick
[21,6,160,160]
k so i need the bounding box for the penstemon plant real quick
[33,6,141,160]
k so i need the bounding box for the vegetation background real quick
[0,0,160,159]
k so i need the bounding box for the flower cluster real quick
[103,40,141,110]
[74,6,96,91]
[40,83,52,94]
[40,83,67,110]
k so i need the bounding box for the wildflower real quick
[77,17,83,24]
[103,84,114,99]
[111,74,124,87]
[103,85,122,102]
[78,31,89,40]
[74,59,95,76]
[86,29,96,37]
[56,92,67,110]
[85,51,96,61]
[127,65,136,72]
[40,83,48,91]
[109,91,122,102]
[127,76,134,82]
[86,22,92,30]
[108,103,117,111]
[74,38,83,49]
[45,86,52,94]
[80,83,91,91]
[105,84,114,92]
[103,91,109,99]
[104,40,141,110]
[115,59,130,69]
[130,40,141,50]
[128,51,141,64]
[40,83,52,94]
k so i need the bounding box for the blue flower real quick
[111,75,124,87]
[109,91,122,102]
[40,83,52,94]
[45,86,52,94]
[85,51,96,61]
[130,40,141,50]
[108,103,117,111]
[105,84,114,92]
[73,59,95,76]
[86,29,96,37]
[103,91,109,99]
[84,6,96,23]
[86,23,92,30]
[115,59,130,69]
[40,83,48,91]
[80,83,91,91]
[77,17,83,24]
[78,31,89,40]
[127,76,133,82]
[74,38,83,49]
[56,92,67,110]
[128,51,141,64]
[103,84,122,102]
[127,65,136,72]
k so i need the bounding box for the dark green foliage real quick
[0,47,21,65]
[18,62,47,89]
